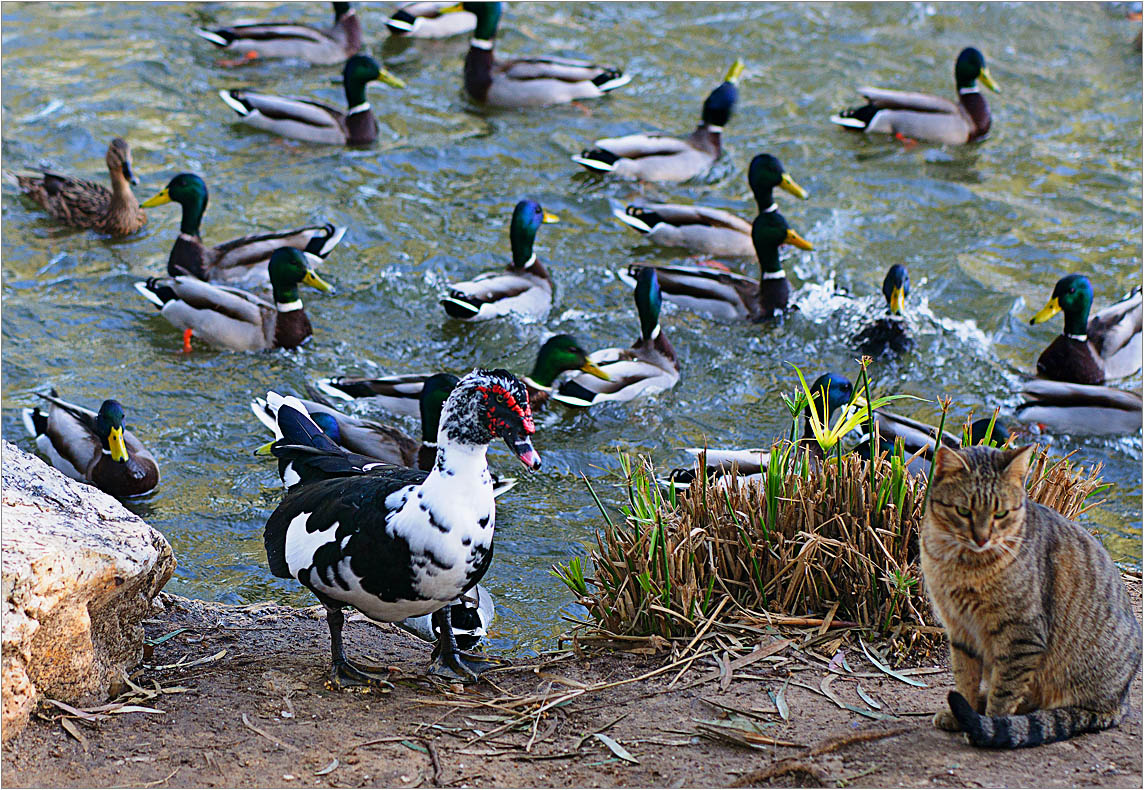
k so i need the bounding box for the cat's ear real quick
[1001,444,1035,487]
[933,446,965,480]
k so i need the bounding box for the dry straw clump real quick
[557,440,1108,640]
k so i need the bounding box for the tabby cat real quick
[920,444,1141,749]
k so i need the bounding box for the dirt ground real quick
[3,583,1141,789]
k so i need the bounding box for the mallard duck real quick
[264,369,540,686]
[552,268,679,407]
[195,2,362,66]
[386,1,476,37]
[1017,380,1142,437]
[461,2,630,108]
[254,382,518,493]
[830,47,1001,146]
[617,154,812,322]
[133,247,334,352]
[664,373,853,489]
[441,199,559,321]
[13,138,145,237]
[314,334,609,414]
[141,173,345,287]
[853,264,914,357]
[1029,274,1142,385]
[22,391,159,498]
[219,54,405,146]
[572,59,744,181]
[856,411,1017,477]
[611,201,757,258]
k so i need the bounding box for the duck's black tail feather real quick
[948,691,1126,749]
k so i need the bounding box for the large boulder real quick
[1,442,175,743]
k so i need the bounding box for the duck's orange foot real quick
[219,50,259,68]
[570,100,592,117]
[894,132,919,150]
[180,328,193,354]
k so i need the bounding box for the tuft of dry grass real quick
[557,441,1109,640]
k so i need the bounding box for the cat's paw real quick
[933,709,962,731]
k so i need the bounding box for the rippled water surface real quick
[3,2,1141,653]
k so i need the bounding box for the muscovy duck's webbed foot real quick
[325,607,394,691]
[428,607,509,682]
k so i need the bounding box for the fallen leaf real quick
[855,684,882,710]
[60,717,88,752]
[859,640,926,688]
[593,733,638,764]
[314,758,339,776]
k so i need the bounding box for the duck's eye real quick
[955,506,971,518]
[994,510,1009,519]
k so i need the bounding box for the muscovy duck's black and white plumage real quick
[263,369,540,687]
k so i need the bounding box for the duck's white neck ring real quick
[705,125,723,134]
[521,377,550,393]
[761,203,777,213]
[422,440,438,448]
[347,102,371,116]
[520,254,537,269]
[760,270,786,280]
[650,324,662,339]
[470,37,493,50]
[958,86,980,95]
[1065,332,1088,342]
[277,300,304,312]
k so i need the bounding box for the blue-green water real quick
[2,2,1140,654]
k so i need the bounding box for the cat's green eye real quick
[955,506,971,518]
[994,510,1009,519]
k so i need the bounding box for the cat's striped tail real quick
[948,692,1125,749]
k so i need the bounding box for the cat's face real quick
[926,445,1035,559]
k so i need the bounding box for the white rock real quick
[1,442,175,743]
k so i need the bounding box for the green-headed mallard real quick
[618,154,811,322]
[665,373,853,489]
[195,2,362,66]
[22,391,159,498]
[219,54,405,146]
[831,47,1000,146]
[141,173,345,287]
[387,1,476,37]
[572,60,743,182]
[441,199,559,321]
[552,268,679,407]
[14,138,145,237]
[254,383,518,496]
[853,264,913,357]
[1029,274,1142,385]
[315,333,609,414]
[134,247,334,352]
[1017,380,1142,437]
[611,200,757,258]
[462,2,630,108]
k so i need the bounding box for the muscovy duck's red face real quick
[448,369,541,470]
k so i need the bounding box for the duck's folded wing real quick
[556,359,674,404]
[297,398,415,465]
[223,90,344,127]
[168,277,269,323]
[857,87,960,114]
[448,273,533,303]
[629,263,753,301]
[212,22,330,44]
[683,447,770,476]
[501,56,610,82]
[593,134,695,159]
[211,226,331,271]
[1021,379,1143,410]
[872,409,961,452]
[639,204,753,232]
[38,396,102,477]
[1089,287,1142,380]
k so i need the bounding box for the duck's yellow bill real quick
[108,426,129,463]
[377,69,406,89]
[780,172,809,200]
[979,68,1001,94]
[542,210,560,224]
[724,58,746,84]
[141,189,171,208]
[253,440,276,457]
[1030,297,1061,325]
[302,270,335,293]
[784,228,813,250]
[889,286,905,315]
[580,360,611,381]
